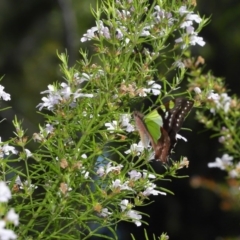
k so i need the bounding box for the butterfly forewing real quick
[163,98,194,133]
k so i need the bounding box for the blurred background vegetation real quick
[0,0,240,239]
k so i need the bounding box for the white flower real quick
[21,180,38,191]
[111,179,133,191]
[119,114,135,132]
[207,90,220,101]
[120,199,129,211]
[96,163,123,177]
[142,182,166,196]
[124,142,145,155]
[80,20,111,42]
[186,26,195,34]
[116,28,124,39]
[208,91,231,114]
[106,162,123,174]
[147,81,161,95]
[137,88,149,97]
[219,93,231,113]
[173,59,185,69]
[140,25,152,37]
[180,20,193,28]
[189,35,205,46]
[119,114,130,127]
[99,208,112,217]
[153,5,172,25]
[24,149,32,158]
[0,141,18,158]
[36,94,61,111]
[82,170,89,179]
[175,37,183,43]
[44,123,54,134]
[105,121,118,133]
[126,210,142,227]
[60,82,72,99]
[178,6,189,15]
[128,170,142,181]
[96,166,105,177]
[80,26,98,42]
[194,87,201,94]
[142,170,156,179]
[179,6,202,25]
[186,12,202,24]
[0,85,11,101]
[0,182,11,203]
[77,73,91,84]
[37,83,93,111]
[208,154,233,170]
[0,220,17,240]
[72,90,94,99]
[6,209,19,226]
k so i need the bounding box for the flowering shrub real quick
[3,0,234,239]
[187,56,240,214]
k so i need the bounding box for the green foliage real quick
[0,0,211,239]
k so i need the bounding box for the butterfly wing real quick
[154,127,171,162]
[156,98,194,162]
[133,111,152,148]
[134,109,162,150]
[144,109,162,145]
[161,98,194,134]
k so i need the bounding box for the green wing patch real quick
[144,109,163,144]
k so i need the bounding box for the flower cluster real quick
[96,162,123,177]
[96,164,166,226]
[207,91,232,114]
[12,176,38,194]
[120,80,161,98]
[81,4,204,46]
[36,83,93,111]
[208,154,240,179]
[208,154,233,170]
[81,4,205,50]
[105,114,135,133]
[175,6,205,48]
[120,199,142,226]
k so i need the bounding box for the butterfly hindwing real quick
[144,109,162,145]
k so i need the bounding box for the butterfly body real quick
[134,98,194,163]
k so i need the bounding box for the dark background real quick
[0,1,240,239]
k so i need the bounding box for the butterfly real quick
[133,98,194,163]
